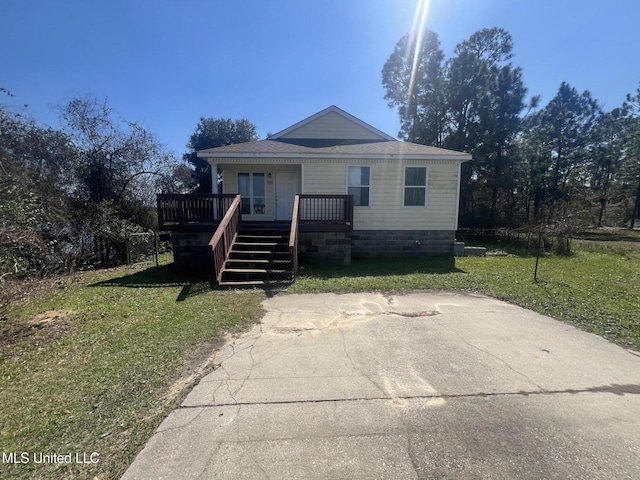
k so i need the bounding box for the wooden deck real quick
[158,193,354,287]
[157,194,353,233]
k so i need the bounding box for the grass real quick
[0,254,265,479]
[289,230,640,350]
[573,227,640,255]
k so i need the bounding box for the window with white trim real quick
[347,166,370,207]
[403,166,427,206]
[238,172,266,215]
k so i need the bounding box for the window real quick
[252,173,265,214]
[347,166,370,206]
[404,167,427,206]
[238,172,266,215]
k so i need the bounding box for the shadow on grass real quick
[90,264,216,302]
[299,255,464,279]
[573,230,640,243]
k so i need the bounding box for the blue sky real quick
[2,0,639,158]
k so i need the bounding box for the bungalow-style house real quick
[157,106,470,287]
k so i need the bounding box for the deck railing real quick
[157,194,237,231]
[209,195,242,283]
[298,194,354,232]
[289,195,300,281]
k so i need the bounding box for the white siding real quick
[280,111,385,140]
[304,159,461,230]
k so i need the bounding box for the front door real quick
[275,171,298,220]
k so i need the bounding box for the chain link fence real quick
[125,232,159,266]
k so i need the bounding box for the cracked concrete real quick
[123,292,640,479]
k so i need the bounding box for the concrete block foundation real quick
[351,230,455,257]
[299,231,351,266]
[172,229,458,271]
[171,232,213,271]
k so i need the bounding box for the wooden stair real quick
[218,222,293,288]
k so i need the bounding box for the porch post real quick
[211,164,219,194]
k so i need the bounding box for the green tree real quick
[62,96,174,205]
[521,83,601,222]
[475,65,528,224]
[183,118,258,193]
[0,105,77,275]
[445,27,516,148]
[61,95,176,262]
[382,29,447,145]
[454,29,528,225]
[157,162,197,194]
[619,83,640,228]
[443,28,529,226]
[588,109,625,226]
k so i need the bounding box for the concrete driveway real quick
[123,292,640,479]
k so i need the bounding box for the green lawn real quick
[0,256,265,479]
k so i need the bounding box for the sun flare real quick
[407,0,431,104]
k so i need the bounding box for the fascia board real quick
[198,152,471,161]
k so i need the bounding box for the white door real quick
[275,172,298,220]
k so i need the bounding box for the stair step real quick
[225,263,271,270]
[218,280,269,287]
[236,235,288,240]
[231,250,290,255]
[223,269,289,275]
[230,250,272,255]
[234,242,282,247]
[218,280,292,288]
[239,222,290,233]
[222,224,294,288]
[225,260,290,267]
[223,268,269,274]
[225,258,270,264]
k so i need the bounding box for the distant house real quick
[158,106,471,286]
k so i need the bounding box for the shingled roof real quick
[198,139,470,160]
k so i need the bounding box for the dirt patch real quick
[29,309,76,327]
[167,335,232,398]
[0,309,76,349]
[0,275,65,311]
[138,304,267,431]
[160,325,256,405]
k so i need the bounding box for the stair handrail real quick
[289,195,300,281]
[209,194,242,283]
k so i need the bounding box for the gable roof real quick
[197,106,471,161]
[268,105,396,142]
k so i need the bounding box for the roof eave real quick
[198,152,471,161]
